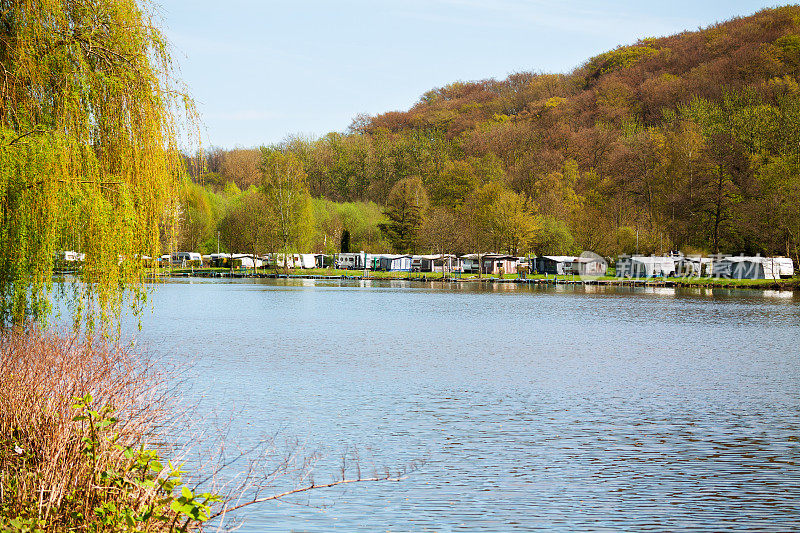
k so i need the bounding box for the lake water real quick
[122,279,800,532]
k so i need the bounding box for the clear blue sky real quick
[158,0,782,148]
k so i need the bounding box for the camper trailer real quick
[673,256,714,277]
[459,254,481,274]
[232,254,262,269]
[170,252,202,267]
[290,254,317,269]
[616,256,676,278]
[336,252,365,270]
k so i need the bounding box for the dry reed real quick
[0,328,201,531]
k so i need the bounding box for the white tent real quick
[377,254,412,271]
[773,257,795,278]
[232,254,262,269]
[297,254,317,269]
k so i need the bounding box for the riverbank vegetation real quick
[0,330,220,532]
[0,329,413,532]
[180,6,800,265]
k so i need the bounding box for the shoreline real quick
[146,269,800,291]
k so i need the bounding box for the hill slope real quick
[194,6,800,259]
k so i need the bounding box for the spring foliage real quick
[186,6,800,260]
[0,0,192,328]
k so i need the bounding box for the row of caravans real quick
[203,253,319,269]
[336,253,414,271]
[616,255,795,280]
[157,253,321,269]
[335,253,610,276]
[336,253,795,279]
[335,253,520,275]
[57,250,501,272]
[58,250,798,280]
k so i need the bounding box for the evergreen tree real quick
[379,177,428,253]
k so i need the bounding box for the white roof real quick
[628,256,675,264]
[722,256,768,263]
[676,256,712,263]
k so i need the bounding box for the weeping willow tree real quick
[0,0,194,330]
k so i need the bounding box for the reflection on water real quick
[116,279,800,532]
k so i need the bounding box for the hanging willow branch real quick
[0,0,197,331]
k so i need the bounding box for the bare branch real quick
[208,473,409,521]
[20,179,123,192]
[4,129,41,147]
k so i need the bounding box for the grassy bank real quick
[161,268,799,290]
[668,276,799,290]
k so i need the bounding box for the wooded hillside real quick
[186,6,800,260]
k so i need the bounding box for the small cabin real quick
[573,256,607,276]
[481,254,518,276]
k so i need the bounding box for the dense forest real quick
[179,6,800,263]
